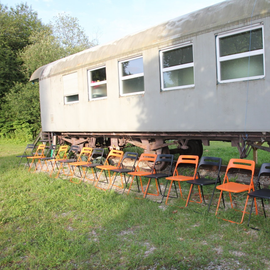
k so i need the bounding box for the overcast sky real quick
[3,0,225,45]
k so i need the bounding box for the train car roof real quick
[30,0,270,82]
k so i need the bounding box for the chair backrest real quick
[104,150,124,167]
[223,159,255,187]
[91,148,105,164]
[55,145,69,160]
[33,144,46,157]
[77,147,93,162]
[23,144,35,155]
[119,152,139,170]
[197,156,222,179]
[135,153,157,172]
[154,154,174,174]
[173,155,199,178]
[67,145,81,159]
[43,144,57,157]
[255,163,270,189]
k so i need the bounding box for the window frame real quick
[64,94,79,104]
[87,66,107,101]
[119,56,145,97]
[216,24,265,84]
[160,43,195,91]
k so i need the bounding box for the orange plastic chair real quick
[215,158,258,224]
[27,144,46,171]
[68,147,93,184]
[95,150,124,190]
[127,153,157,195]
[164,155,199,205]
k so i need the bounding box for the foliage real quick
[0,3,43,99]
[0,82,40,139]
[0,4,98,141]
[20,27,65,78]
[50,13,98,56]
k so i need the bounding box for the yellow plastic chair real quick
[45,145,69,176]
[95,150,124,190]
[27,144,46,171]
[68,147,93,184]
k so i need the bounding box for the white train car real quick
[31,0,270,158]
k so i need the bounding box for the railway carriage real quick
[31,0,270,159]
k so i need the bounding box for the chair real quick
[68,147,93,184]
[95,150,124,190]
[143,154,174,201]
[127,153,157,195]
[55,145,81,178]
[80,148,105,184]
[215,158,257,224]
[185,156,223,212]
[109,152,139,191]
[247,163,270,229]
[46,145,69,176]
[27,144,46,171]
[37,144,57,172]
[164,155,199,205]
[17,144,35,168]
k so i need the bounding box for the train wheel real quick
[170,140,203,158]
[180,140,203,158]
[155,146,170,171]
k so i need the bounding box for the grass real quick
[0,140,270,269]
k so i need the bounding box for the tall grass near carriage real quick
[0,140,270,269]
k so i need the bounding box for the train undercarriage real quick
[41,131,270,163]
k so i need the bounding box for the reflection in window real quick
[88,67,107,100]
[119,57,144,96]
[216,26,264,83]
[160,45,194,91]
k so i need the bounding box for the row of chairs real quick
[17,143,270,228]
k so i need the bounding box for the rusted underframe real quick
[56,131,270,158]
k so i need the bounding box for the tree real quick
[0,82,40,139]
[0,3,43,99]
[50,13,98,57]
[0,11,98,139]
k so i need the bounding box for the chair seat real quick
[96,165,118,170]
[166,175,194,182]
[111,168,133,173]
[58,158,77,163]
[129,171,151,176]
[81,163,99,168]
[186,178,216,186]
[146,173,172,179]
[248,189,270,199]
[216,182,250,193]
[69,161,90,166]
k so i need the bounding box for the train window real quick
[63,72,79,104]
[160,45,194,91]
[216,25,265,83]
[65,94,79,103]
[119,56,144,96]
[88,67,107,100]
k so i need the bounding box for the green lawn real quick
[0,140,270,269]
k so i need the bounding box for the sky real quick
[3,0,225,45]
